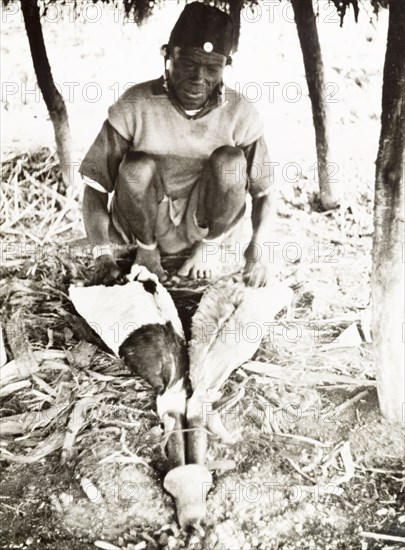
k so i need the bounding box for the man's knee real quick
[117,151,157,197]
[209,146,247,191]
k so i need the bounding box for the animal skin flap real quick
[188,282,294,402]
[69,265,184,357]
[69,282,168,355]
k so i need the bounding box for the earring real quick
[163,59,170,92]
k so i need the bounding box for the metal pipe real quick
[186,416,207,465]
[164,411,186,469]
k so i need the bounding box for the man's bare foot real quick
[178,241,220,280]
[136,247,167,282]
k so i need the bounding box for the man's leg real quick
[114,151,166,280]
[178,146,247,279]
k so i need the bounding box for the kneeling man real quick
[80,2,275,287]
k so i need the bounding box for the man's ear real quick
[161,44,172,73]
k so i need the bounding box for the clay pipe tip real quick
[163,464,213,530]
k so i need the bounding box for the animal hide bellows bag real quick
[69,265,293,529]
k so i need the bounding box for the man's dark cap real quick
[168,2,234,57]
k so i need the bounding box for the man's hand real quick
[92,254,124,286]
[243,241,271,288]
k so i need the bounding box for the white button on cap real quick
[203,42,213,52]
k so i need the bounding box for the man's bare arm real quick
[82,185,123,285]
[244,190,276,287]
[250,191,275,245]
[82,185,110,245]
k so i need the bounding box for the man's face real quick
[168,47,227,110]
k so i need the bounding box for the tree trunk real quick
[229,0,244,53]
[21,0,73,188]
[291,0,340,210]
[372,0,405,423]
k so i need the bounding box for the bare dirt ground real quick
[1,2,404,549]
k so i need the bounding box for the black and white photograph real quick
[1,0,404,548]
